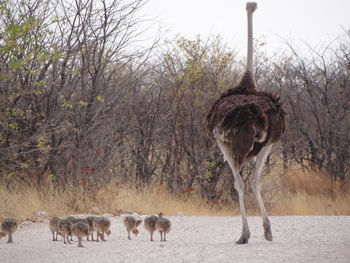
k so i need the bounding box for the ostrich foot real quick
[236,232,250,244]
[263,221,273,241]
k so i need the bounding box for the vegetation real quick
[1,0,349,219]
[1,169,349,221]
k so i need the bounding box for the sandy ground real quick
[1,215,349,263]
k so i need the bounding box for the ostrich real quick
[204,2,286,244]
[49,217,62,241]
[85,216,98,241]
[123,215,142,240]
[93,216,111,241]
[144,214,158,241]
[72,221,89,247]
[0,218,18,243]
[58,219,73,244]
[155,212,171,242]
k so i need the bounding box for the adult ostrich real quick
[204,2,286,244]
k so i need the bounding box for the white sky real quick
[144,0,350,56]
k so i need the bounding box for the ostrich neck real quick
[246,11,254,72]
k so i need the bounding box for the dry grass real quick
[269,168,350,216]
[1,168,349,223]
[106,184,235,217]
[0,180,234,222]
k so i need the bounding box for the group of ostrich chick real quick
[0,213,171,247]
[1,2,286,246]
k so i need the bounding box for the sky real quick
[143,0,350,57]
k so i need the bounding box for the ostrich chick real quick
[0,218,18,243]
[49,217,62,241]
[144,215,158,241]
[58,219,72,244]
[123,215,142,240]
[85,216,97,241]
[72,222,89,247]
[65,216,76,241]
[93,217,111,241]
[72,218,90,240]
[156,213,171,242]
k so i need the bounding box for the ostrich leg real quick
[8,232,13,243]
[215,136,250,244]
[253,144,273,241]
[231,168,250,244]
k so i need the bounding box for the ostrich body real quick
[72,221,89,247]
[72,217,88,224]
[123,215,142,240]
[205,2,286,244]
[49,217,62,241]
[155,213,171,242]
[0,218,18,243]
[144,214,158,241]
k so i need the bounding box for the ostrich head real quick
[246,2,257,13]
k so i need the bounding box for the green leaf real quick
[47,174,54,182]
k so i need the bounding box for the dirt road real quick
[1,216,349,262]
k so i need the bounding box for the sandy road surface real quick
[1,216,349,263]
